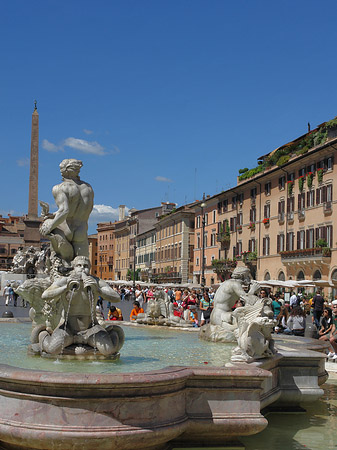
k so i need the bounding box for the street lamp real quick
[132,243,137,301]
[200,193,206,289]
[133,244,137,290]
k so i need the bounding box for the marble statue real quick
[230,300,275,362]
[16,159,124,359]
[200,266,276,362]
[38,256,122,356]
[10,244,50,276]
[10,246,40,276]
[136,289,193,327]
[15,278,58,330]
[200,267,260,342]
[11,247,26,273]
[40,158,94,266]
[35,245,50,274]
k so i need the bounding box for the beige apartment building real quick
[154,204,196,284]
[194,118,337,294]
[96,206,135,281]
[97,204,174,281]
[114,216,137,281]
[135,228,156,281]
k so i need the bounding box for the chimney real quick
[119,205,125,221]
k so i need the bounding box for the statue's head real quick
[71,256,91,275]
[59,159,83,179]
[232,267,251,283]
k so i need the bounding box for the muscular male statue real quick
[39,256,122,356]
[210,266,260,327]
[40,159,94,263]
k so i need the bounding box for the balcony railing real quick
[151,271,182,281]
[280,247,331,260]
[324,201,332,213]
[216,233,230,244]
[278,213,285,223]
[298,210,305,220]
[287,211,294,222]
[211,259,237,273]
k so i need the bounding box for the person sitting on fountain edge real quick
[130,301,144,321]
[108,305,123,321]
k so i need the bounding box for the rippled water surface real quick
[243,382,337,450]
[0,323,232,373]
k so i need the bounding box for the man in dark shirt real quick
[312,290,325,329]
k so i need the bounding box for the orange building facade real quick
[88,234,98,276]
[194,121,337,296]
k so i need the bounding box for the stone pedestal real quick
[23,217,41,248]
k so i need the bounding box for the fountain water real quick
[59,287,75,357]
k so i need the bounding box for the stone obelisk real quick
[24,101,41,247]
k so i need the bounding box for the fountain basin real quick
[0,324,329,450]
[0,363,269,450]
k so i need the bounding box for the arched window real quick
[297,270,305,281]
[278,271,285,281]
[264,271,270,281]
[332,269,337,281]
[313,270,322,280]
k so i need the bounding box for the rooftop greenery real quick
[238,117,337,182]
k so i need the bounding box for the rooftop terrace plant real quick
[238,117,336,182]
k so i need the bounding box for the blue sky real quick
[2,0,337,233]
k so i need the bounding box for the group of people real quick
[269,289,337,352]
[128,286,216,326]
[4,276,337,355]
[2,283,26,307]
[108,284,337,341]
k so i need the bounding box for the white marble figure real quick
[38,256,122,356]
[231,300,276,362]
[200,266,276,361]
[11,247,26,273]
[10,246,39,275]
[200,267,260,342]
[39,158,94,266]
[35,246,50,274]
[15,278,57,330]
[136,289,193,327]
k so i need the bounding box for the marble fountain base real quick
[0,335,328,450]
